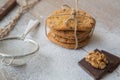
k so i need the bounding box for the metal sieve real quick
[0,19,40,66]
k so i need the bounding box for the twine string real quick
[65,8,78,49]
[62,4,71,9]
[45,20,48,37]
[0,0,39,39]
[45,0,95,49]
[45,0,79,49]
[75,0,78,12]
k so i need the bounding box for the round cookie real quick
[46,8,96,31]
[48,32,90,49]
[51,29,90,39]
[49,31,89,44]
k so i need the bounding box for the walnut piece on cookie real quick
[85,50,108,69]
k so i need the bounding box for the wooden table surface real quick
[0,0,120,80]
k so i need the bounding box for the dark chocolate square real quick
[78,49,120,80]
[101,50,120,72]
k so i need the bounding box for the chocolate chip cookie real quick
[51,29,90,39]
[49,31,89,44]
[48,32,90,49]
[46,9,96,31]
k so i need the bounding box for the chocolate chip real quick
[69,26,73,29]
[63,9,66,11]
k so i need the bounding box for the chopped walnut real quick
[85,50,108,69]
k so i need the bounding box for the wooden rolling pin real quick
[0,0,17,20]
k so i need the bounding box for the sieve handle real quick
[1,57,14,66]
[21,19,40,39]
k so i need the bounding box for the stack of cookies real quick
[46,8,96,49]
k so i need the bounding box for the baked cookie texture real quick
[48,32,90,49]
[51,29,90,39]
[46,8,96,49]
[49,31,89,44]
[46,9,96,31]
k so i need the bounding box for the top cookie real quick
[46,8,96,31]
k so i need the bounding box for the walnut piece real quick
[85,50,108,69]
